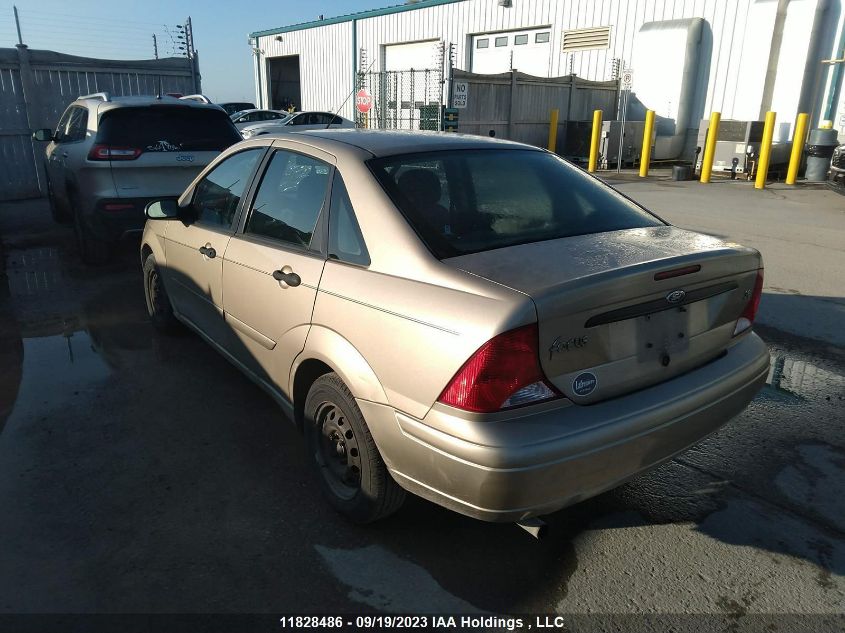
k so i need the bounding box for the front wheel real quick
[46,175,71,224]
[304,373,405,523]
[143,253,179,332]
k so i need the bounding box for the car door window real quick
[289,114,307,126]
[65,107,88,142]
[267,112,284,120]
[328,172,369,266]
[244,149,330,250]
[54,107,81,143]
[192,148,263,229]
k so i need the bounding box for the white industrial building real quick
[250,0,845,158]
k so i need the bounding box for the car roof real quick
[282,128,536,158]
[76,95,225,113]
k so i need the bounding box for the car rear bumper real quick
[86,197,165,241]
[358,332,769,522]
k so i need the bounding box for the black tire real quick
[305,373,405,523]
[143,253,179,332]
[46,175,72,224]
[73,204,111,265]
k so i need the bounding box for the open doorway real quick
[268,55,301,112]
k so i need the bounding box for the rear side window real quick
[97,106,240,152]
[328,172,369,266]
[368,149,664,258]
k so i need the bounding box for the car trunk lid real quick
[445,226,762,404]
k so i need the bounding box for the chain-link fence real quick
[356,68,444,131]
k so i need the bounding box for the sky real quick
[0,0,380,102]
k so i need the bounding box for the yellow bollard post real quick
[548,109,559,152]
[588,109,602,172]
[755,111,777,189]
[785,112,809,185]
[700,111,721,183]
[639,109,655,177]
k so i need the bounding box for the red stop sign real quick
[356,89,373,114]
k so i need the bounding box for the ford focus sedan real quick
[140,130,769,526]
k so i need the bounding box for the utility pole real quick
[185,16,198,94]
[152,34,158,59]
[13,5,23,45]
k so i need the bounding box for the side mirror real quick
[145,199,180,220]
[32,129,54,142]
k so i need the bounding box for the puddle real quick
[765,354,845,401]
[1,331,111,436]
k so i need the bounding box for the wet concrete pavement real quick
[0,198,843,630]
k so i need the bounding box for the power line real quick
[2,6,170,28]
[16,16,171,36]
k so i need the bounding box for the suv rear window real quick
[368,149,664,258]
[97,106,241,152]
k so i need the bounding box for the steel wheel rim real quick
[146,267,165,317]
[314,401,361,500]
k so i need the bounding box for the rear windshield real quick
[97,106,241,152]
[368,149,664,258]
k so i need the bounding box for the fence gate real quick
[356,67,444,131]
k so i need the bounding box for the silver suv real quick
[33,93,241,264]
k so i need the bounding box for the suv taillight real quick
[88,144,142,161]
[437,324,561,413]
[733,269,764,336]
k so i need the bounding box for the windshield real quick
[97,106,241,152]
[368,149,665,258]
[221,102,255,115]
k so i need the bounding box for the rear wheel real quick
[143,253,179,332]
[304,373,405,523]
[73,201,111,265]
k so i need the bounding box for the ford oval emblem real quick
[666,289,686,304]
[572,372,597,397]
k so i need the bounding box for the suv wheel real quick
[143,253,179,332]
[73,206,111,265]
[305,373,405,523]
[46,176,71,224]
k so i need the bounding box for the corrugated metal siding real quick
[0,65,38,200]
[257,0,842,127]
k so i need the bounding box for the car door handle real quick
[272,269,301,287]
[198,245,216,258]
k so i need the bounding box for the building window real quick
[495,36,508,47]
[476,38,489,49]
[561,26,612,52]
[514,34,528,45]
[535,32,550,44]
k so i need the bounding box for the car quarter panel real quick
[311,259,536,420]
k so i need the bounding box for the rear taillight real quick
[437,324,561,413]
[101,202,135,212]
[88,144,142,161]
[733,269,764,336]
